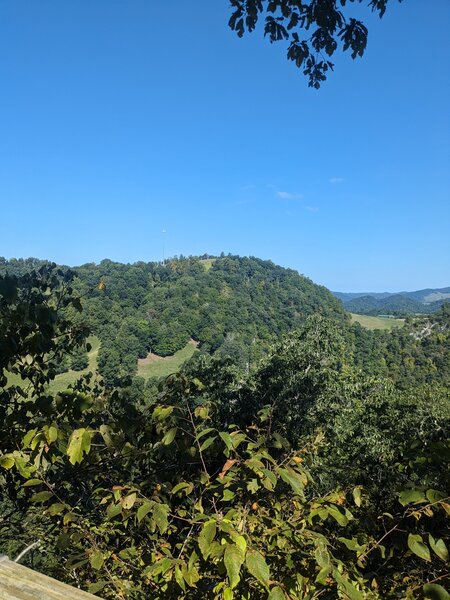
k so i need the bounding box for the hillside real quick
[334,286,449,316]
[0,255,346,386]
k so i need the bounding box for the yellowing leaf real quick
[66,428,92,465]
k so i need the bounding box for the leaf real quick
[153,503,169,534]
[219,458,237,479]
[23,478,42,487]
[224,543,245,589]
[106,502,122,520]
[137,501,154,522]
[122,492,137,510]
[277,467,304,495]
[268,586,286,600]
[47,503,65,516]
[423,584,450,600]
[219,432,234,452]
[47,426,58,443]
[429,534,449,562]
[199,436,216,452]
[246,549,270,588]
[90,550,104,570]
[408,534,431,562]
[162,427,177,445]
[399,489,426,506]
[353,486,362,507]
[152,406,173,421]
[31,491,53,503]
[198,521,216,560]
[223,588,234,600]
[66,428,92,465]
[0,455,15,469]
[327,505,348,526]
[333,570,364,600]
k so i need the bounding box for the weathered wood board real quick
[0,555,99,600]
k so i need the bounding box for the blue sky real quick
[0,0,449,291]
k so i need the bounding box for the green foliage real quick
[1,266,449,599]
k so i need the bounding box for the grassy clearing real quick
[4,336,101,393]
[199,258,216,272]
[49,336,100,393]
[350,313,404,331]
[137,340,199,380]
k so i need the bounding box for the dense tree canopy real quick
[0,266,449,598]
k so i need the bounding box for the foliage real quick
[1,268,449,598]
[227,0,403,88]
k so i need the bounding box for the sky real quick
[0,1,449,292]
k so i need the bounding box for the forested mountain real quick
[334,287,449,316]
[0,256,345,385]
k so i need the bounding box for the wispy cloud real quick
[304,206,319,212]
[276,190,304,200]
[330,177,345,184]
[240,184,257,191]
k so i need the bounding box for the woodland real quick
[1,1,449,598]
[0,258,449,599]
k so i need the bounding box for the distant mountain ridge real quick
[333,287,450,316]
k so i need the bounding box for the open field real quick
[49,336,101,393]
[4,336,101,393]
[350,313,404,331]
[137,339,199,379]
[199,258,216,272]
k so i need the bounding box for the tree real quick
[228,0,403,88]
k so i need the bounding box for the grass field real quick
[49,335,101,393]
[137,339,199,379]
[350,313,404,331]
[199,258,216,272]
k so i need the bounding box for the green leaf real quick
[224,543,245,589]
[88,581,107,594]
[429,534,449,562]
[137,501,154,522]
[47,503,65,516]
[277,467,304,495]
[153,503,169,534]
[198,521,216,560]
[47,426,58,443]
[162,427,177,445]
[199,436,216,452]
[333,570,364,600]
[423,584,450,600]
[152,406,173,421]
[66,428,92,465]
[327,505,348,526]
[268,586,285,600]
[106,502,122,520]
[399,489,426,506]
[408,534,431,562]
[353,486,362,507]
[219,432,234,452]
[31,491,53,503]
[0,455,15,469]
[90,550,104,570]
[223,588,234,600]
[23,478,42,487]
[246,549,270,589]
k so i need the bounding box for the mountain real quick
[333,286,450,316]
[0,255,346,385]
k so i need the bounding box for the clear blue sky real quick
[0,1,449,291]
